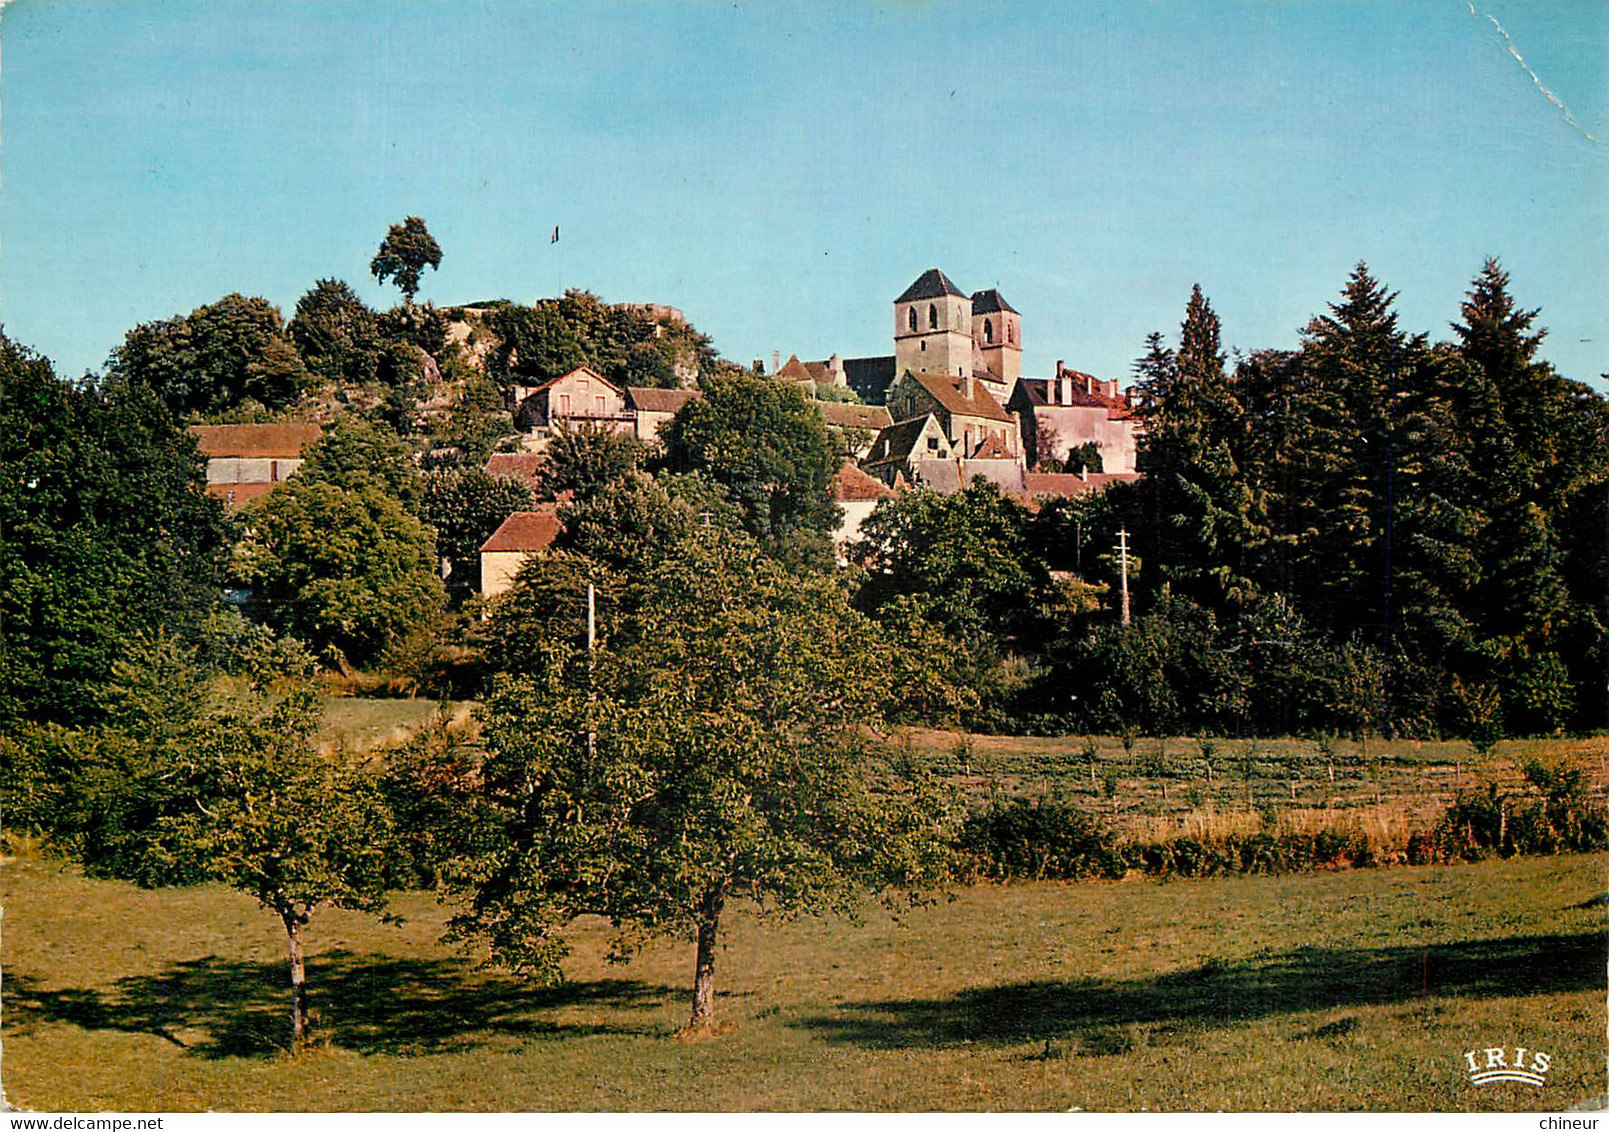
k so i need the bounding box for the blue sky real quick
[3,0,1605,388]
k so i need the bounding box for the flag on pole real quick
[550,225,559,244]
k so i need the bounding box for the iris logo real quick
[1464,1045,1551,1086]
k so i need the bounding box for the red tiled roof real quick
[775,354,813,380]
[910,372,1013,423]
[834,461,895,502]
[480,509,562,553]
[818,401,893,430]
[625,387,702,414]
[484,452,547,489]
[189,423,322,459]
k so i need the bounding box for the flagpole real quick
[551,224,563,298]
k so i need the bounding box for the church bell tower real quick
[893,267,973,380]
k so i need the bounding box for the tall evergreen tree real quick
[1450,260,1608,730]
[1128,286,1261,613]
[1283,266,1422,652]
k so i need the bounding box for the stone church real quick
[794,268,1141,488]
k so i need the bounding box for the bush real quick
[1410,764,1608,863]
[957,798,1126,881]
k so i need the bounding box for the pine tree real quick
[1128,286,1261,614]
[1451,260,1606,730]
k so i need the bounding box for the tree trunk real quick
[688,888,725,1031]
[283,911,307,1048]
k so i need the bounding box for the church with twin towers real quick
[775,267,1139,486]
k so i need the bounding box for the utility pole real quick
[586,581,596,764]
[1116,528,1131,627]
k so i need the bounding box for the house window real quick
[559,394,571,414]
[983,318,994,345]
[908,307,917,332]
[595,395,605,414]
[927,437,939,451]
[1007,321,1015,344]
[928,303,938,329]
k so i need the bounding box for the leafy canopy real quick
[0,332,231,725]
[234,420,443,668]
[370,216,443,304]
[109,294,311,417]
[662,372,839,560]
[453,530,955,1027]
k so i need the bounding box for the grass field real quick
[3,852,1603,1111]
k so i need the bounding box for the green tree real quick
[1065,589,1248,736]
[851,480,1055,649]
[1284,265,1425,645]
[1127,286,1261,614]
[370,216,442,304]
[236,421,443,668]
[543,422,646,501]
[295,417,424,506]
[429,372,516,467]
[485,302,587,386]
[423,466,533,596]
[0,332,231,725]
[1450,260,1605,729]
[451,532,954,1030]
[481,551,624,681]
[109,294,311,416]
[662,372,838,557]
[91,640,394,1047]
[288,279,381,385]
[555,471,699,573]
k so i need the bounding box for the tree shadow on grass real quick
[5,952,681,1058]
[793,931,1604,1052]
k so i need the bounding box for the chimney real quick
[962,371,976,400]
[1080,466,1089,484]
[773,350,780,375]
[1058,373,1072,406]
[1085,373,1095,395]
[1107,378,1119,399]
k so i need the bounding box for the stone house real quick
[513,366,634,438]
[862,414,955,483]
[624,386,702,446]
[479,508,562,600]
[884,370,1021,460]
[830,460,895,557]
[1007,362,1140,473]
[188,422,323,506]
